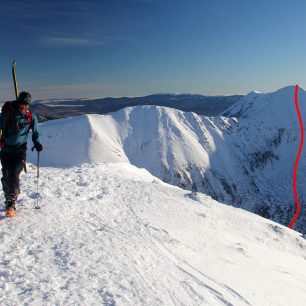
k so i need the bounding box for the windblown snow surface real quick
[27,86,306,233]
[0,163,306,305]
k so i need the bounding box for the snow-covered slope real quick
[28,86,306,232]
[220,86,306,230]
[1,163,305,305]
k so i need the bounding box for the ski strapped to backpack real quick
[12,60,19,99]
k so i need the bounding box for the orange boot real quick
[5,199,16,217]
[6,209,15,217]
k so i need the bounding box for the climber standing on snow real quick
[0,92,43,216]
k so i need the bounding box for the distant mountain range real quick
[31,93,242,120]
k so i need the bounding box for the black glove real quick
[32,142,43,152]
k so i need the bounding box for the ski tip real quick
[12,60,16,66]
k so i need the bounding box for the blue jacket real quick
[0,102,40,153]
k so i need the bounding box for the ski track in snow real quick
[0,163,306,305]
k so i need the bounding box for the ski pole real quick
[31,147,41,210]
[35,151,40,209]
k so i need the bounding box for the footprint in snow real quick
[100,289,116,306]
[76,181,89,187]
[269,224,284,235]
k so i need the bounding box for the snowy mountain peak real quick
[246,85,303,98]
[273,84,306,95]
[246,90,261,96]
[223,85,306,125]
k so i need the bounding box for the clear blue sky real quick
[1,0,306,100]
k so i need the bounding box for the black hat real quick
[17,92,31,104]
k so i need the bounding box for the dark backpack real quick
[1,101,32,130]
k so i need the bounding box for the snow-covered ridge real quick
[27,86,306,232]
[1,163,305,305]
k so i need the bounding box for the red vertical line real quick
[290,84,304,229]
